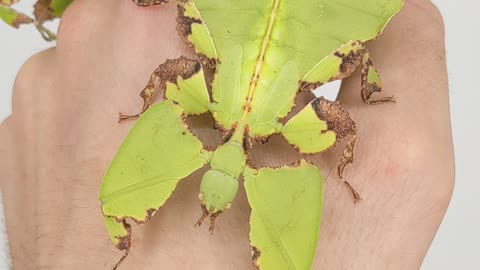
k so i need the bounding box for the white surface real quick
[0,1,479,269]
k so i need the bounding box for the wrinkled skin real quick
[0,0,454,269]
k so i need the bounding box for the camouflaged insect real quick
[0,0,73,40]
[2,0,403,269]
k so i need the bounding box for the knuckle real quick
[409,0,445,35]
[56,0,111,47]
[12,49,55,110]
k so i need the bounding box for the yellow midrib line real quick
[240,0,281,124]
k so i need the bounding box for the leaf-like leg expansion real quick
[300,40,395,105]
[131,0,169,6]
[282,97,360,201]
[361,52,396,105]
[118,72,158,122]
[345,181,362,203]
[103,216,132,270]
[34,0,74,25]
[100,101,211,268]
[0,5,33,28]
[338,135,357,179]
[119,57,210,122]
[244,161,323,270]
[300,40,366,92]
[339,135,362,203]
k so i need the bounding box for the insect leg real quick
[131,0,170,7]
[119,57,203,122]
[361,51,396,105]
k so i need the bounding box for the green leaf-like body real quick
[182,0,402,138]
[244,161,323,270]
[100,100,209,250]
[100,0,403,268]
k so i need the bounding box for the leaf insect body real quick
[97,0,404,269]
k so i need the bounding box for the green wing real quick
[244,161,323,270]
[179,0,402,138]
[99,100,209,259]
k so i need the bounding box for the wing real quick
[244,160,324,270]
[99,100,209,263]
[179,0,403,137]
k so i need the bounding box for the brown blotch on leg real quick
[312,97,356,140]
[312,98,361,202]
[208,211,223,235]
[176,5,218,70]
[361,54,396,105]
[338,135,357,179]
[119,57,201,123]
[131,0,169,7]
[111,220,132,270]
[251,246,261,270]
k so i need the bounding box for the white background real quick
[0,0,479,269]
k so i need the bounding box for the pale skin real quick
[0,0,454,269]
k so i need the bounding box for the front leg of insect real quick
[99,55,212,269]
[118,57,203,122]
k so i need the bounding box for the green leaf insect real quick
[0,0,73,41]
[100,0,403,269]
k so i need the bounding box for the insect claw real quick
[194,204,209,228]
[344,181,362,203]
[118,113,140,123]
[208,211,223,235]
[365,96,396,105]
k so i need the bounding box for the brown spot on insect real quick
[251,246,261,270]
[223,129,234,143]
[10,13,33,28]
[132,0,169,6]
[361,56,396,105]
[243,126,252,151]
[221,122,237,143]
[33,0,55,24]
[299,81,323,92]
[176,5,217,70]
[119,57,201,122]
[311,97,356,141]
[334,47,366,77]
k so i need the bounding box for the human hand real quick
[0,0,453,269]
